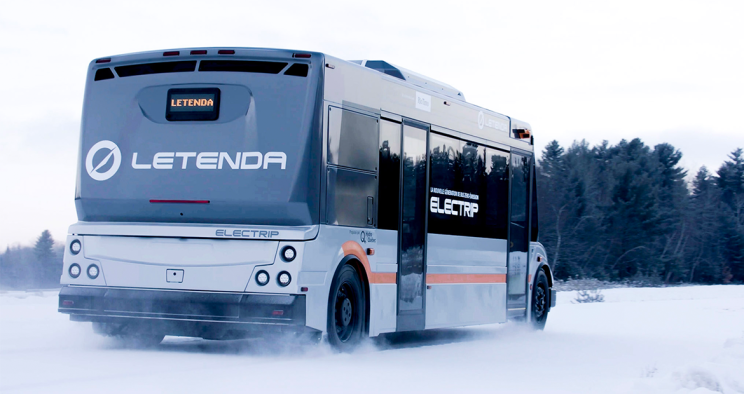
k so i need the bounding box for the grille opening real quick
[284,63,308,77]
[115,61,197,77]
[199,60,288,74]
[94,68,115,81]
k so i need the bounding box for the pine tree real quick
[603,139,661,279]
[716,149,744,282]
[653,143,689,282]
[687,167,723,282]
[33,230,56,288]
[537,140,569,277]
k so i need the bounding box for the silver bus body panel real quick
[61,224,398,335]
[69,221,319,241]
[425,234,508,329]
[323,55,517,149]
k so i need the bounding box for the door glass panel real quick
[378,120,401,230]
[508,153,531,297]
[399,125,427,311]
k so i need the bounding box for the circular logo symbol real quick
[360,231,366,243]
[85,140,121,181]
[477,111,485,130]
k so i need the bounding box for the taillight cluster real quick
[67,239,100,280]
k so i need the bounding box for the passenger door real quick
[396,122,429,331]
[507,151,532,313]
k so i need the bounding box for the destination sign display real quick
[166,88,220,121]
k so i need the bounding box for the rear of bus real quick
[58,48,324,340]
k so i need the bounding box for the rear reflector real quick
[190,50,207,55]
[149,200,210,204]
[95,58,111,63]
[272,310,284,316]
[218,49,235,55]
[62,300,74,306]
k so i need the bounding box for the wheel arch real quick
[539,263,554,288]
[331,254,371,336]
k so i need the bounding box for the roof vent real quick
[354,59,465,102]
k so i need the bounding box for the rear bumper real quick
[58,286,315,337]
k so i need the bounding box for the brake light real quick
[218,49,235,55]
[95,58,111,63]
[163,51,179,57]
[149,200,210,204]
[293,53,311,58]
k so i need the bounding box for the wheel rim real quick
[334,282,356,342]
[534,285,546,320]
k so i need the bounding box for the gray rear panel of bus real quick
[76,49,324,226]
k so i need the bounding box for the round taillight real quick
[256,270,269,286]
[69,264,81,278]
[87,264,99,279]
[277,271,291,287]
[70,240,81,255]
[281,246,296,262]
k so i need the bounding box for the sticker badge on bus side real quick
[166,88,220,121]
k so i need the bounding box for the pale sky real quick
[1,0,743,248]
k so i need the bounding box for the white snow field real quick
[1,286,743,394]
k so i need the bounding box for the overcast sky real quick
[1,0,743,248]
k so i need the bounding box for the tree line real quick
[537,139,743,284]
[0,230,63,290]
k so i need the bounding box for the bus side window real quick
[327,168,376,228]
[378,120,401,230]
[327,107,379,172]
[485,148,509,239]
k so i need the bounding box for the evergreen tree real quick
[687,167,724,282]
[653,143,689,282]
[716,149,744,282]
[603,139,661,279]
[33,230,57,288]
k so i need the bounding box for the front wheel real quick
[326,264,366,352]
[531,270,550,330]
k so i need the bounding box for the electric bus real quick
[58,47,556,350]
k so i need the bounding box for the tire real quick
[326,264,366,352]
[92,322,165,347]
[531,269,550,330]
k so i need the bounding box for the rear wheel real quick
[326,264,366,352]
[531,270,550,330]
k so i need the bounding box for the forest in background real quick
[0,230,63,290]
[537,140,743,284]
[1,139,742,290]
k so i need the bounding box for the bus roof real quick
[90,47,533,151]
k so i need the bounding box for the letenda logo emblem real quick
[85,140,121,181]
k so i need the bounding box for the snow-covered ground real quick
[1,286,743,394]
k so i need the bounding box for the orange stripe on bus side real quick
[426,274,506,284]
[370,272,397,284]
[341,241,396,284]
